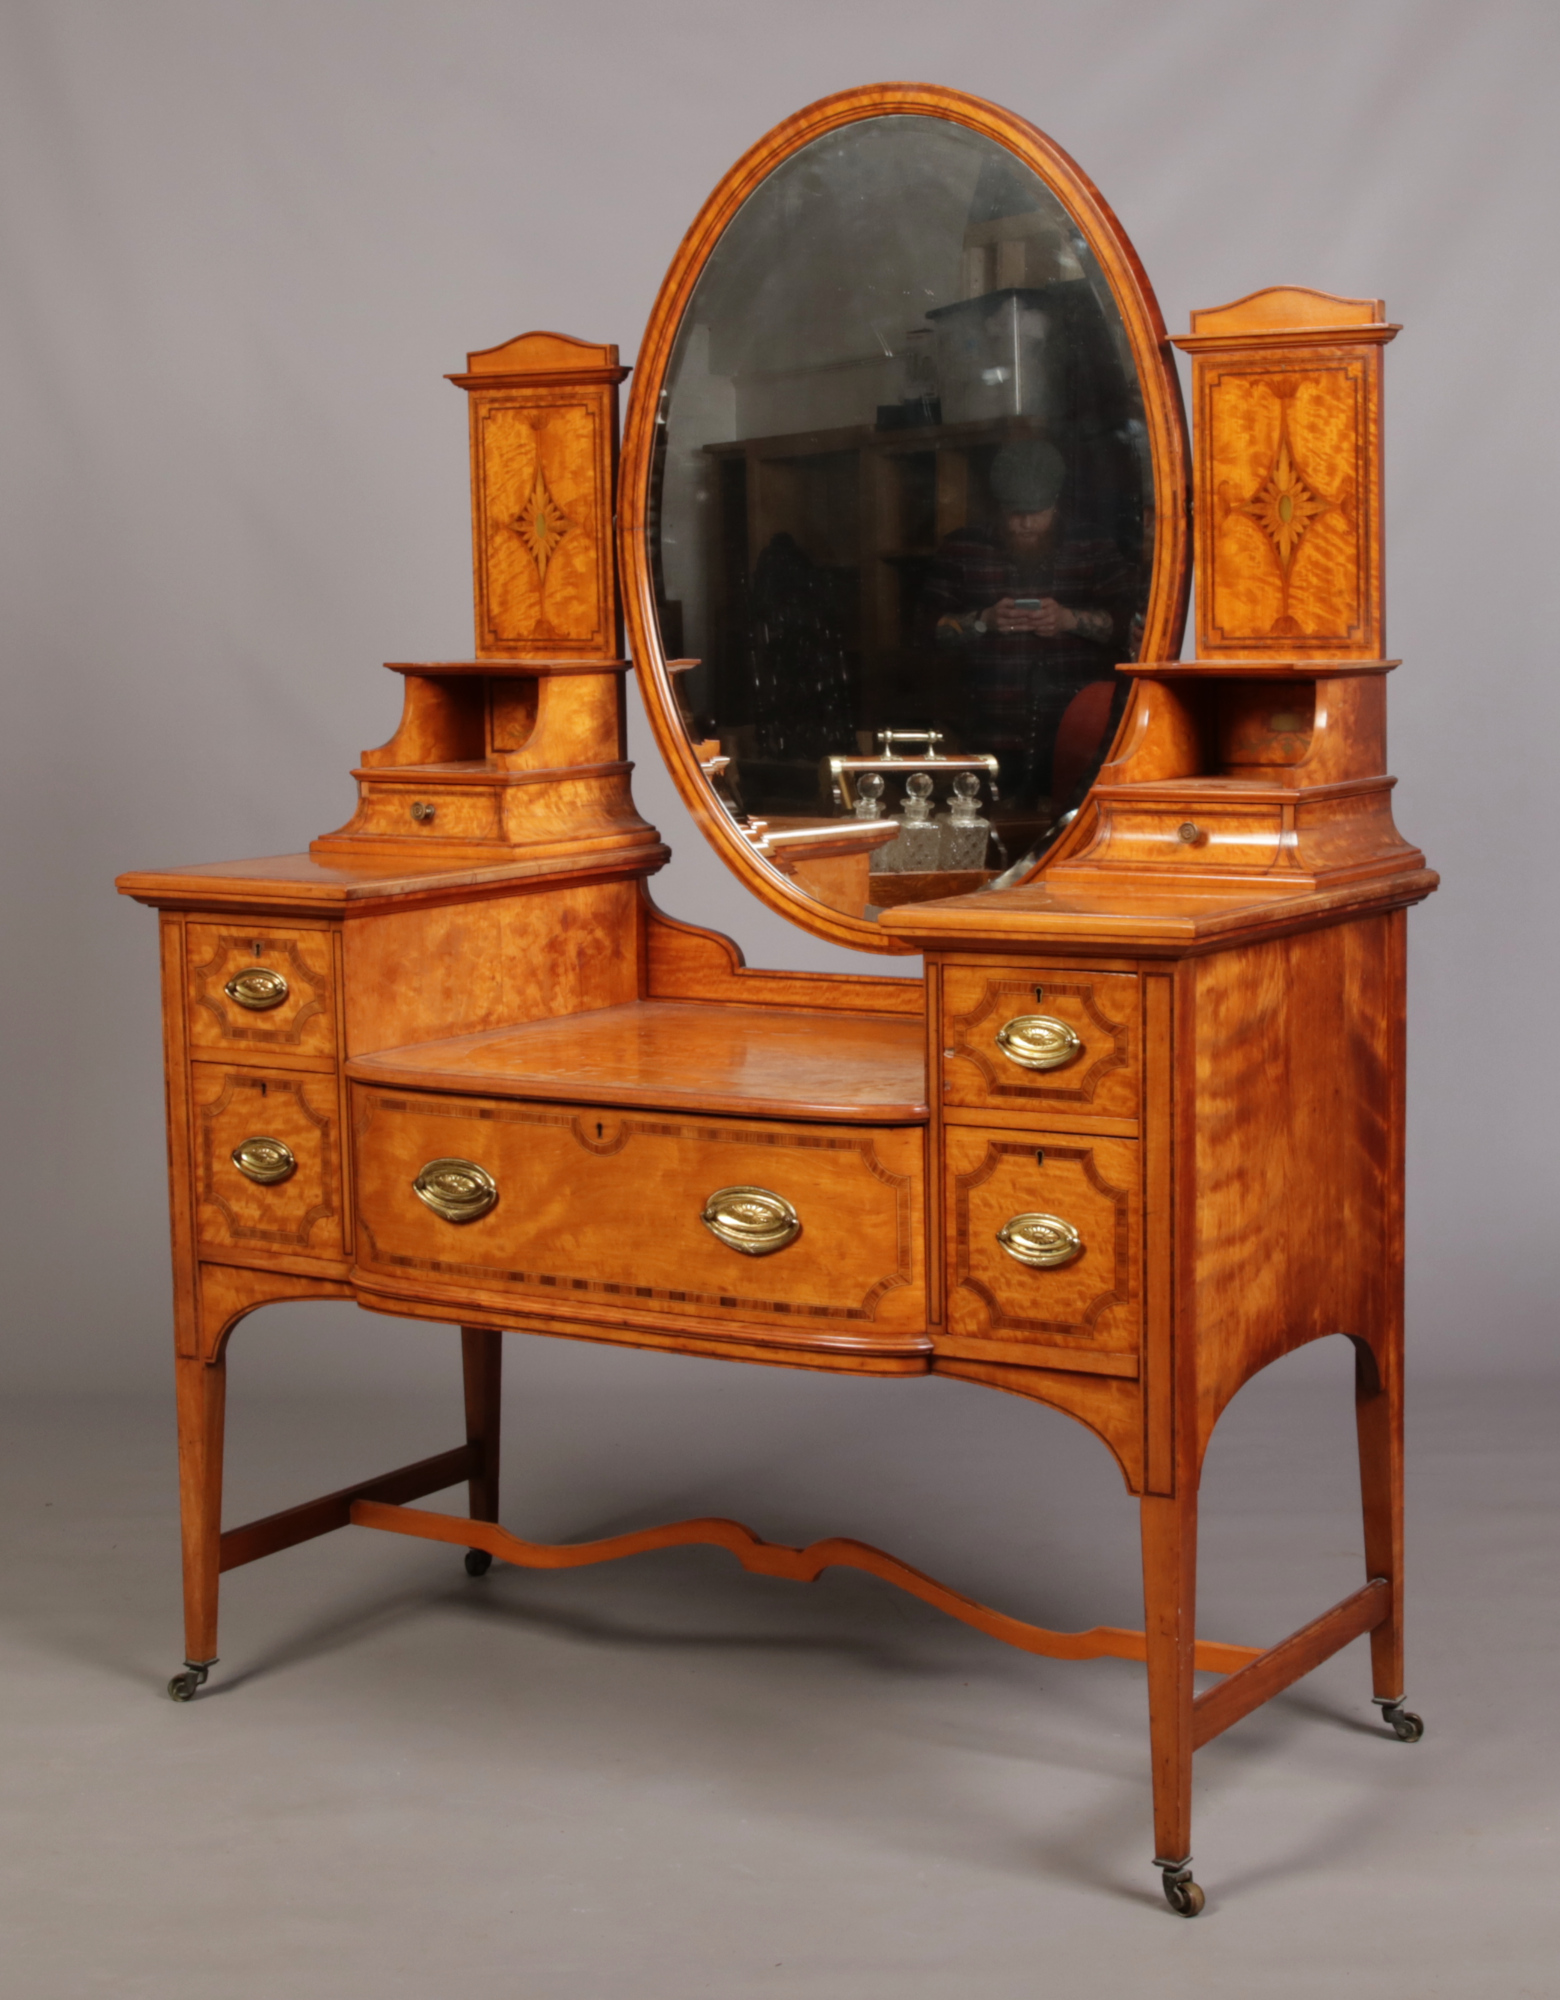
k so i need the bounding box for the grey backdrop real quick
[2,0,1556,1396]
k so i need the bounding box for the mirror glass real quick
[649,113,1158,917]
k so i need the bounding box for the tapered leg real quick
[173,1352,227,1685]
[1141,1486,1200,1907]
[461,1327,503,1571]
[1354,1337,1405,1699]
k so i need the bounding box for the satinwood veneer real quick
[119,86,1433,1915]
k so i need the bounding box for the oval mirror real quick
[621,86,1188,950]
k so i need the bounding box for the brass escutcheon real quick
[995,1013,1083,1072]
[997,1212,1083,1269]
[232,1136,297,1185]
[701,1185,801,1256]
[412,1157,498,1224]
[224,966,289,1011]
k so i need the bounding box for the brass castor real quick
[1160,1864,1205,1917]
[1376,1697,1425,1742]
[464,1548,493,1577]
[166,1661,211,1702]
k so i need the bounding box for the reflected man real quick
[924,440,1135,812]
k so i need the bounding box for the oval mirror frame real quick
[619,83,1189,953]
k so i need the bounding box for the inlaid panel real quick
[191,1062,344,1256]
[943,1125,1141,1369]
[351,1087,926,1338]
[1202,356,1377,652]
[1175,293,1395,662]
[941,964,1139,1122]
[185,922,337,1061]
[474,393,610,654]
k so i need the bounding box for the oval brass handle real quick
[701,1185,801,1256]
[224,966,290,1011]
[997,1212,1083,1269]
[995,1014,1082,1072]
[232,1136,296,1185]
[410,801,437,823]
[412,1157,498,1224]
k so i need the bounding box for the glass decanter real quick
[855,773,895,875]
[854,772,887,821]
[885,771,942,874]
[936,771,991,869]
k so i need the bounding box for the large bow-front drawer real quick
[349,1084,928,1350]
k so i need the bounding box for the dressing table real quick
[118,84,1435,1914]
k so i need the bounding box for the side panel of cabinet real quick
[1187,913,1402,1455]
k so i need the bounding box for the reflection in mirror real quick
[650,114,1156,919]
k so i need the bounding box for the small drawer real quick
[941,964,1139,1121]
[1082,797,1283,870]
[186,923,337,1059]
[350,1087,926,1341]
[943,1125,1140,1365]
[351,783,503,842]
[191,1063,345,1257]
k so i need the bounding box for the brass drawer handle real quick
[995,1013,1082,1072]
[997,1212,1083,1269]
[224,966,289,1011]
[701,1185,801,1256]
[410,801,437,823]
[232,1136,296,1185]
[413,1157,498,1224]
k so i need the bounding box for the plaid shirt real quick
[921,525,1140,801]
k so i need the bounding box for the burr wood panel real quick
[339,878,641,1054]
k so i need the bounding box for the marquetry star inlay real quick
[1236,418,1332,572]
[507,464,574,583]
